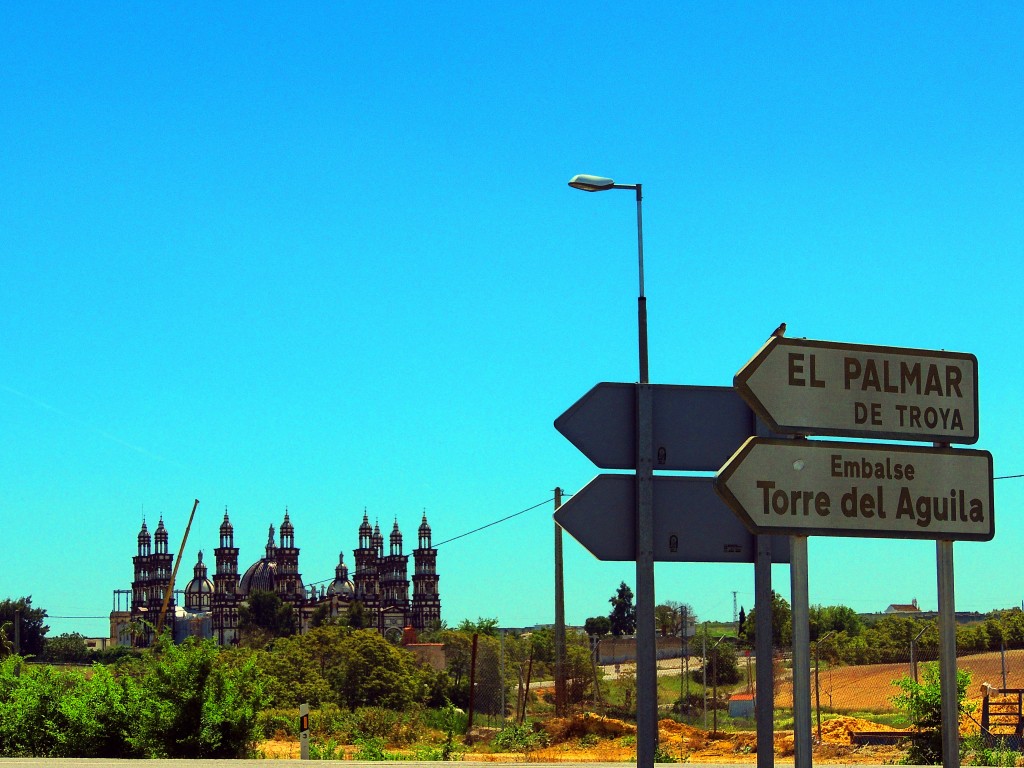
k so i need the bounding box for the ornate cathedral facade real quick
[112,509,441,646]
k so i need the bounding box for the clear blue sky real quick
[2,4,1021,639]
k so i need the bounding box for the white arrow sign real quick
[715,438,994,541]
[734,337,979,443]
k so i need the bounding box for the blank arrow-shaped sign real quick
[554,474,791,563]
[715,437,994,541]
[555,383,761,471]
[734,337,979,443]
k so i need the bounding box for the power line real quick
[434,497,555,548]
[995,474,1023,480]
[304,494,563,585]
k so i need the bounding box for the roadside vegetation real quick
[2,590,1023,761]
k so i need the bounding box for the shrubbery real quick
[0,634,266,758]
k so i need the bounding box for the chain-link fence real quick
[454,629,1024,735]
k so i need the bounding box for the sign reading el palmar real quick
[714,438,994,541]
[734,337,979,443]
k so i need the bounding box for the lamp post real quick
[568,173,655,767]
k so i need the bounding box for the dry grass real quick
[775,648,1024,712]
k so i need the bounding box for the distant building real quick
[112,508,441,646]
[884,599,922,615]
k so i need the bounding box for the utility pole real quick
[554,487,567,716]
[733,591,738,626]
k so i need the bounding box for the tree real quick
[346,600,368,629]
[329,629,417,710]
[699,638,741,686]
[0,597,49,657]
[737,606,746,636]
[43,633,90,663]
[809,603,862,640]
[457,617,500,637]
[584,616,611,637]
[739,591,791,647]
[655,601,695,636]
[237,590,295,644]
[134,634,267,758]
[0,623,13,658]
[309,604,332,628]
[608,582,637,636]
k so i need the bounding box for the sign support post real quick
[636,381,657,767]
[937,539,957,768]
[754,536,774,768]
[790,536,812,768]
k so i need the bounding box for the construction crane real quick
[155,499,200,637]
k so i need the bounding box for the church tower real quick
[380,520,409,609]
[277,509,302,601]
[149,516,174,615]
[212,508,240,645]
[411,512,441,630]
[353,512,380,620]
[132,519,151,612]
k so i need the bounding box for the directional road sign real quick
[715,438,994,541]
[555,474,791,562]
[734,337,978,443]
[555,383,764,471]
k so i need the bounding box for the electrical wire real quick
[434,497,555,548]
[304,494,563,585]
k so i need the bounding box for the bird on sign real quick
[771,322,786,338]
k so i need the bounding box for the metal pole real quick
[702,627,708,731]
[633,183,657,768]
[1001,640,1007,690]
[683,606,690,700]
[815,641,821,743]
[815,631,835,743]
[467,633,479,735]
[791,535,812,768]
[680,607,686,705]
[712,636,724,734]
[500,630,506,724]
[935,436,959,768]
[554,487,567,717]
[937,539,959,768]
[755,536,775,768]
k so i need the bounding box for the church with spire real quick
[112,508,441,646]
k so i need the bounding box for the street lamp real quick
[567,175,647,382]
[569,173,654,767]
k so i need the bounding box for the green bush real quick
[256,708,298,739]
[492,721,549,752]
[961,735,1021,767]
[0,636,267,759]
[891,662,973,765]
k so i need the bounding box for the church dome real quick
[184,551,214,610]
[239,525,279,595]
[327,552,354,598]
[239,557,278,595]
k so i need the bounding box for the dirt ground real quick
[776,648,1024,712]
[259,713,912,763]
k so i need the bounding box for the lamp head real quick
[568,174,615,192]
